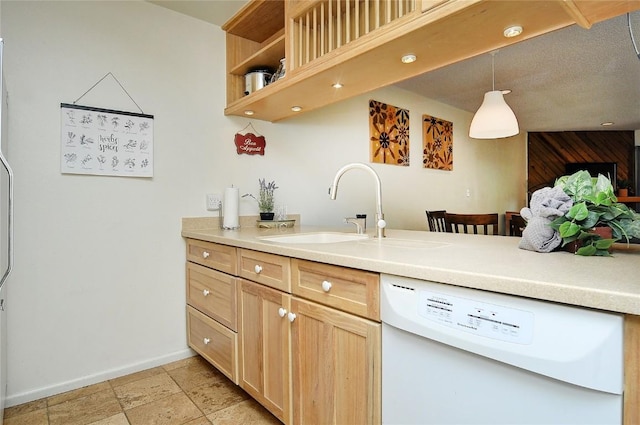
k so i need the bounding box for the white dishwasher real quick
[381,274,624,425]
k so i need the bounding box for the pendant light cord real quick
[629,13,640,61]
[490,50,497,91]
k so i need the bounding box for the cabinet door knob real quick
[202,289,210,296]
[203,337,211,345]
[202,251,210,258]
[254,264,263,274]
[278,307,287,317]
[287,312,297,323]
[321,280,332,292]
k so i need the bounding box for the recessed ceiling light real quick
[291,106,302,112]
[503,25,523,38]
[244,110,254,116]
[332,82,343,88]
[401,54,416,64]
[601,121,614,126]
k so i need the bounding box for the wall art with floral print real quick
[369,99,409,166]
[422,114,453,171]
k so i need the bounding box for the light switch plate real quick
[206,193,221,211]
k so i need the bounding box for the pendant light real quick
[469,51,519,139]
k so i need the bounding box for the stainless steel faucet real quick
[329,163,386,238]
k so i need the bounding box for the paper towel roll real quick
[223,187,240,229]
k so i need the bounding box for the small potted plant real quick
[616,179,633,197]
[243,178,278,220]
[550,171,640,256]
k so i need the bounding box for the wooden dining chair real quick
[506,211,527,237]
[426,210,449,232]
[445,213,499,235]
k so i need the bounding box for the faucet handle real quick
[377,219,387,229]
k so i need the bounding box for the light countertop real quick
[182,217,640,316]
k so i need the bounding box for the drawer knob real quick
[202,289,210,297]
[287,312,297,323]
[202,251,210,259]
[254,264,263,274]
[278,307,287,317]
[203,337,211,345]
[321,280,332,292]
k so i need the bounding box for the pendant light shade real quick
[469,90,519,139]
[469,51,519,139]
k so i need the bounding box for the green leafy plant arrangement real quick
[243,178,278,212]
[550,171,640,256]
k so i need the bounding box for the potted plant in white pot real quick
[550,171,640,256]
[243,178,278,220]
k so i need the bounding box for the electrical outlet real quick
[206,193,222,211]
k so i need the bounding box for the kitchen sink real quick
[258,232,369,244]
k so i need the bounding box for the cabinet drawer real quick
[186,262,238,332]
[291,259,380,320]
[186,239,237,275]
[187,305,237,383]
[239,249,291,292]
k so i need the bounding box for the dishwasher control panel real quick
[418,290,534,344]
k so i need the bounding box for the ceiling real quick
[396,11,640,133]
[149,1,640,132]
[147,0,244,27]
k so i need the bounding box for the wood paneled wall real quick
[528,131,635,194]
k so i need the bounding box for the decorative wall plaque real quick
[234,122,266,155]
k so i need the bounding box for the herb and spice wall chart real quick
[60,103,154,177]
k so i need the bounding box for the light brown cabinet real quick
[238,279,291,423]
[185,239,381,424]
[290,259,381,424]
[291,297,381,425]
[185,239,239,382]
[222,0,639,122]
[221,0,285,107]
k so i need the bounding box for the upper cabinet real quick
[222,0,640,123]
[221,0,286,107]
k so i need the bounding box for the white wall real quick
[1,0,526,406]
[256,87,527,230]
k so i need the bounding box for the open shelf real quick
[222,0,285,43]
[230,31,285,77]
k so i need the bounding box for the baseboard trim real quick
[5,348,196,407]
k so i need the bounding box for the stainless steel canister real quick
[244,70,272,95]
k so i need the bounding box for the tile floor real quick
[4,355,281,425]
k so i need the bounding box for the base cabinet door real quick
[291,297,381,425]
[238,279,292,424]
